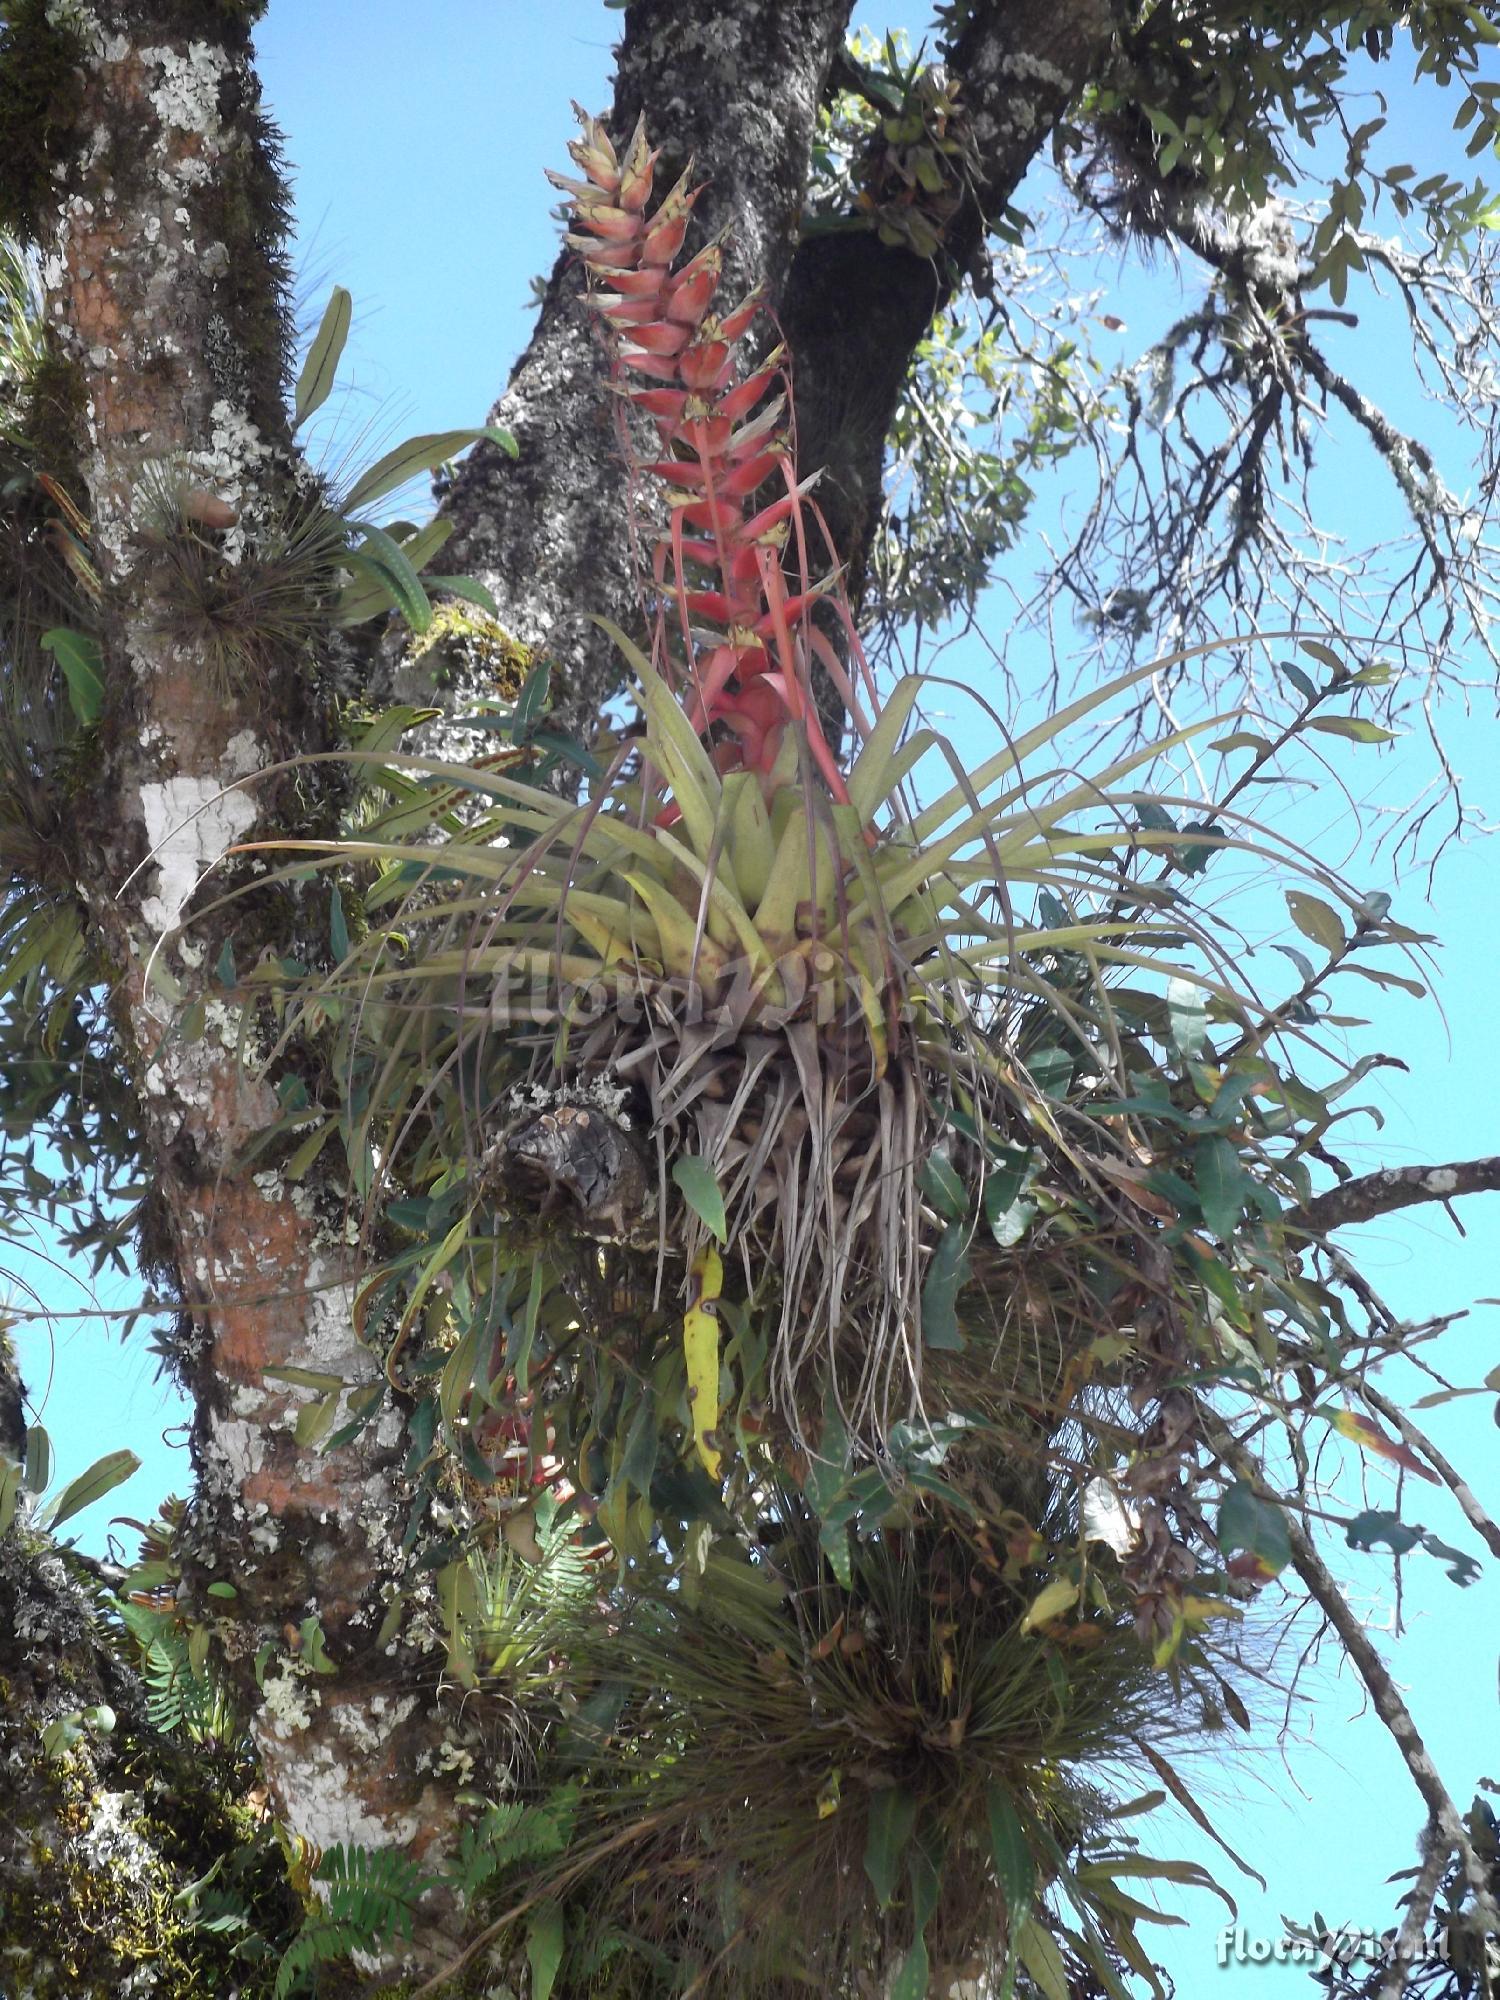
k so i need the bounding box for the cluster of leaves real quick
[804,32,1123,638]
[1081,2,1500,278]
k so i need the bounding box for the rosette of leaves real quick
[453,1489,1235,2000]
[259,633,1349,1485]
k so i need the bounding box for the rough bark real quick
[1293,1157,1500,1233]
[425,0,1124,747]
[27,2,464,1972]
[781,0,1121,615]
[425,0,857,742]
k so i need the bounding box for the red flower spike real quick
[717,357,785,424]
[715,296,762,342]
[600,266,670,300]
[666,247,723,324]
[622,386,688,422]
[565,232,640,270]
[575,201,640,242]
[640,460,709,488]
[619,348,682,383]
[630,320,694,357]
[717,451,783,499]
[599,296,662,326]
[559,106,873,812]
[642,211,693,268]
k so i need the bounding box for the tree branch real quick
[779,0,1119,621]
[1360,1383,1500,1567]
[1293,1159,1500,1234]
[27,4,465,1968]
[1210,1420,1498,1934]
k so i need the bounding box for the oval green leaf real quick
[42,1448,140,1529]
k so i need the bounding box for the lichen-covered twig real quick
[1292,1158,1500,1234]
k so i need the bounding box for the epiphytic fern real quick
[273,1843,436,1998]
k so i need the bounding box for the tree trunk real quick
[26,2,465,1973]
[17,0,1125,1980]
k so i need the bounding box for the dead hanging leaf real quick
[1085,1155,1177,1220]
[811,1614,846,1661]
[1329,1409,1439,1482]
[1020,1576,1080,1633]
[182,488,239,530]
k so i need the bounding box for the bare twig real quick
[1209,1421,1497,1930]
[1360,1383,1500,1565]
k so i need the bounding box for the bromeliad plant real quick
[269,112,1370,1453]
[254,112,1403,1482]
[182,102,1487,2000]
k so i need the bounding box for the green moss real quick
[0,1734,302,1996]
[201,74,297,438]
[0,2,85,244]
[404,601,537,695]
[24,341,87,477]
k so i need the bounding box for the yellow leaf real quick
[684,1247,725,1479]
[1020,1576,1080,1634]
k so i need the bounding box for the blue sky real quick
[6,5,1498,1991]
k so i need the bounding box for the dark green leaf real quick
[865,1787,918,1909]
[23,1423,51,1495]
[511,660,552,736]
[1218,1481,1291,1576]
[343,426,516,514]
[922,1223,969,1350]
[526,1901,565,2000]
[1027,1046,1073,1097]
[1194,1135,1249,1241]
[919,1153,968,1221]
[329,887,350,962]
[1419,1533,1481,1586]
[42,1448,139,1529]
[425,574,501,616]
[986,1785,1035,1925]
[338,523,433,633]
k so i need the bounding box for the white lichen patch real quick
[256,1734,422,1856]
[431,1736,476,1784]
[260,1657,318,1735]
[138,730,262,934]
[140,41,229,140]
[505,1071,631,1122]
[206,1412,268,1488]
[74,1790,156,1886]
[336,1692,418,1756]
[1422,1168,1459,1194]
